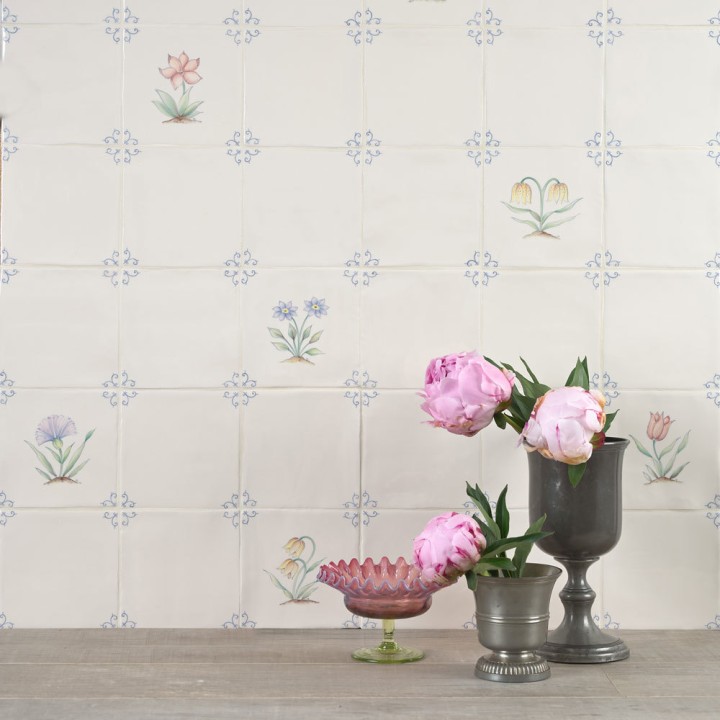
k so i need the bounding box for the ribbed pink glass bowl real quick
[317,556,448,663]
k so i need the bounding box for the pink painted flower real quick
[159,52,202,90]
[520,386,606,465]
[413,512,486,584]
[646,411,672,441]
[420,352,515,437]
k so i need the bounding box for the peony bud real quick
[413,512,486,584]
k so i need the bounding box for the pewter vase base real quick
[474,651,550,683]
[539,637,629,664]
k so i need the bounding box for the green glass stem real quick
[378,619,398,653]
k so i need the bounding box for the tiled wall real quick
[0,1,718,631]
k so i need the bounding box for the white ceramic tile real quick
[482,271,602,386]
[483,147,601,268]
[481,423,531,510]
[0,511,118,627]
[604,272,720,390]
[611,392,720,511]
[363,149,481,266]
[122,391,239,508]
[123,147,242,267]
[121,511,239,627]
[606,29,720,146]
[243,148,360,267]
[490,0,601,27]
[364,28,482,146]
[123,25,242,146]
[362,390,481,509]
[241,510,359,628]
[8,0,111,24]
[250,0,358,26]
[2,25,122,144]
[129,0,236,25]
[1,145,120,265]
[244,29,362,147]
[361,270,480,388]
[0,268,118,388]
[604,511,719,628]
[244,390,359,508]
[0,390,117,508]
[241,269,360,388]
[620,1,718,25]
[605,150,720,267]
[485,29,602,147]
[120,269,240,388]
[371,0,481,27]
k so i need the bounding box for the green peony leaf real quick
[495,485,510,539]
[567,463,587,487]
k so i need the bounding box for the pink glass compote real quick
[317,556,449,663]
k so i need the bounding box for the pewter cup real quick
[528,437,630,663]
[473,563,561,682]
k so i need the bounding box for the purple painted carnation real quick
[35,415,77,446]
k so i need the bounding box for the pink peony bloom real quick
[420,352,515,437]
[159,52,202,90]
[413,512,486,584]
[520,386,606,465]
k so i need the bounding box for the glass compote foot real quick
[317,557,448,664]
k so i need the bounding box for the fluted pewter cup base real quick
[539,637,630,664]
[474,652,551,683]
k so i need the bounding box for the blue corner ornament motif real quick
[104,7,140,43]
[102,492,137,528]
[0,492,16,527]
[223,8,261,45]
[344,370,379,407]
[223,372,257,407]
[346,131,382,166]
[343,491,379,527]
[705,253,720,288]
[0,371,16,406]
[222,491,258,527]
[587,9,623,47]
[1,248,19,285]
[103,249,140,286]
[586,131,622,167]
[2,126,18,161]
[224,250,258,286]
[346,9,382,45]
[101,612,136,628]
[1,5,19,44]
[585,251,620,288]
[104,130,141,164]
[344,251,380,286]
[591,372,619,406]
[102,371,139,407]
[465,251,499,287]
[223,612,256,628]
[465,130,501,167]
[226,130,261,164]
[466,8,503,46]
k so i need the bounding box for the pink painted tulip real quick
[413,512,486,583]
[159,52,202,90]
[646,412,672,441]
[420,352,515,437]
[520,386,606,465]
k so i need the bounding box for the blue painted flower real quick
[35,415,77,448]
[272,300,297,322]
[304,297,328,318]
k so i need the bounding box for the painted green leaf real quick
[46,446,63,463]
[177,89,192,115]
[183,100,204,117]
[500,202,541,223]
[268,327,285,339]
[295,581,318,599]
[676,430,691,454]
[304,559,324,575]
[151,100,177,118]
[25,441,56,476]
[60,443,75,464]
[302,326,312,341]
[155,89,179,116]
[308,330,323,344]
[35,467,53,481]
[510,217,542,231]
[297,585,318,600]
[63,436,92,476]
[304,348,323,356]
[264,571,293,599]
[668,461,690,480]
[541,215,578,232]
[272,341,291,352]
[288,324,297,340]
[67,459,90,479]
[629,434,652,458]
[539,197,582,223]
[657,437,680,461]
